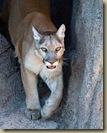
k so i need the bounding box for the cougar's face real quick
[32,24,66,70]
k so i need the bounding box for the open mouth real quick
[46,65,56,69]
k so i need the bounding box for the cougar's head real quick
[32,24,65,70]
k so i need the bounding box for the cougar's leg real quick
[21,65,41,120]
[41,74,63,119]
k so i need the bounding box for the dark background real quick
[0,0,74,50]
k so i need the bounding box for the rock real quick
[58,0,103,129]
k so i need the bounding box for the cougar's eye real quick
[41,47,47,52]
[56,47,61,52]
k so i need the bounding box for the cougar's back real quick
[4,0,56,45]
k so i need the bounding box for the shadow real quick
[0,15,14,49]
[50,0,73,50]
[0,14,8,37]
[0,0,3,12]
[0,0,7,37]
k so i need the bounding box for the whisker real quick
[63,58,70,60]
[62,61,69,66]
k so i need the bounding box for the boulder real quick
[58,0,103,129]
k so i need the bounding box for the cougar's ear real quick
[56,24,66,40]
[32,26,41,43]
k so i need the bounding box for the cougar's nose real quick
[45,54,57,64]
[49,61,56,64]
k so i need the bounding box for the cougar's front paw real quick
[25,109,41,120]
[41,108,52,119]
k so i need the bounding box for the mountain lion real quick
[1,0,66,119]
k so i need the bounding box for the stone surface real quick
[58,0,103,129]
[0,0,103,129]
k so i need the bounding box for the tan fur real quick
[2,0,66,119]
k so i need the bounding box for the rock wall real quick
[0,0,103,129]
[58,0,103,129]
